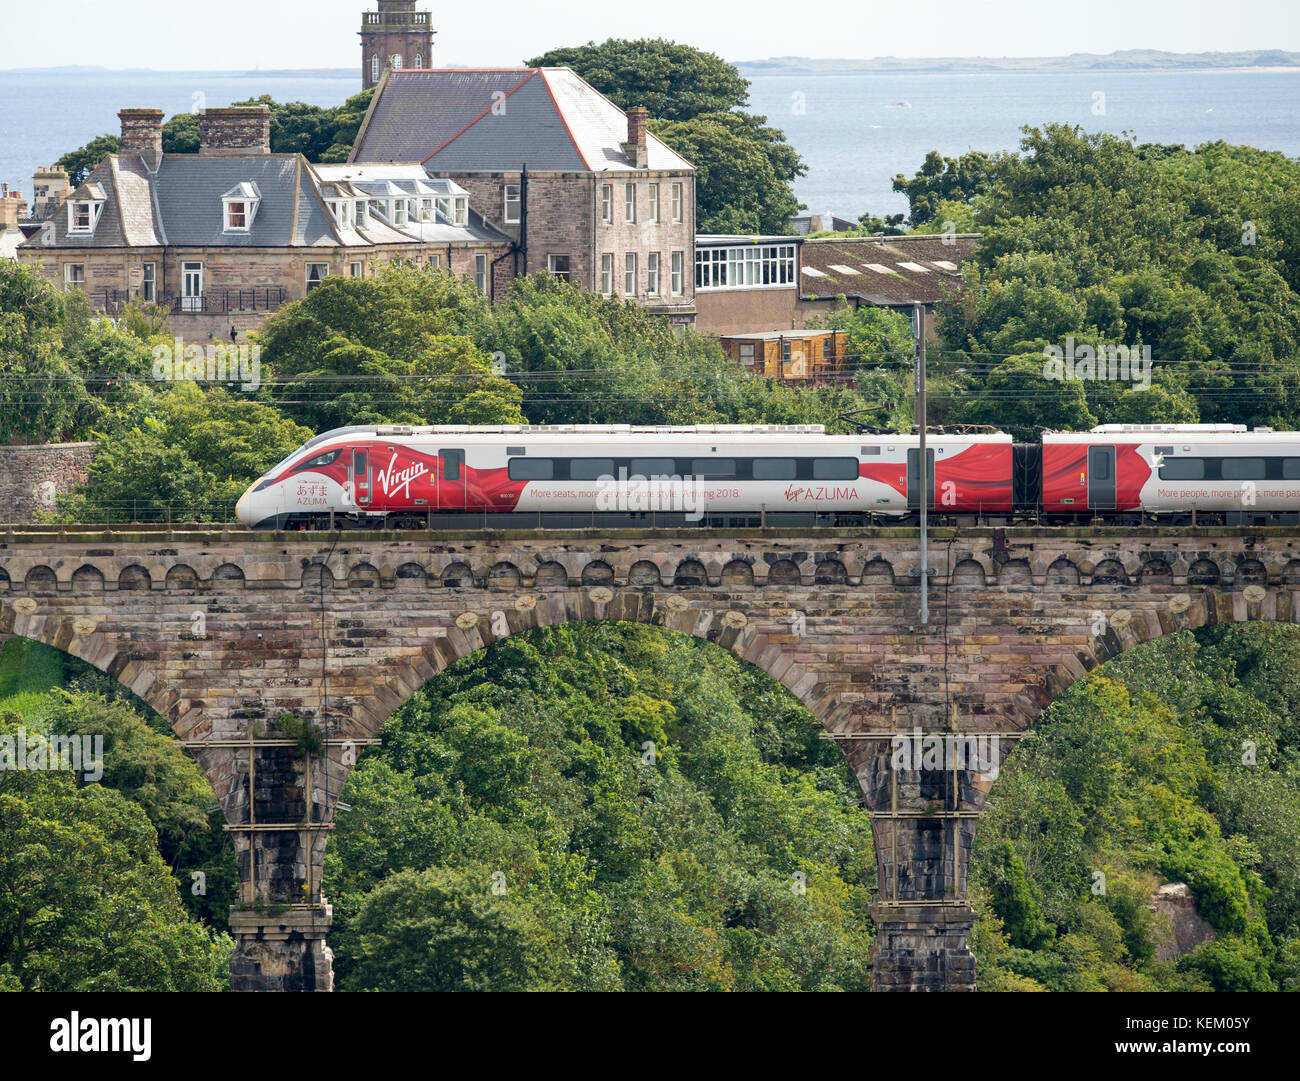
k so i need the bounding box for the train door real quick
[352,448,372,508]
[907,447,936,510]
[439,448,465,509]
[1087,445,1116,510]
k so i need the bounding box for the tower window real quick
[391,54,403,70]
[371,55,379,82]
[414,54,423,69]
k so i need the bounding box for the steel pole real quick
[915,303,928,626]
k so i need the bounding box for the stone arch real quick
[627,560,661,588]
[674,559,709,587]
[951,558,986,588]
[860,558,895,586]
[302,563,334,589]
[581,560,614,585]
[766,559,801,585]
[998,559,1033,587]
[395,562,428,584]
[439,562,475,588]
[1091,558,1128,586]
[25,566,58,592]
[1235,558,1268,586]
[720,559,754,587]
[347,562,381,589]
[118,565,151,591]
[488,562,521,590]
[1047,556,1080,585]
[1187,559,1220,586]
[211,563,246,586]
[533,562,568,590]
[814,558,848,585]
[71,565,105,593]
[167,565,200,589]
[1140,557,1173,584]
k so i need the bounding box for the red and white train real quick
[234,423,1300,530]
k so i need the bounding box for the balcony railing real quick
[92,287,288,315]
[361,12,430,25]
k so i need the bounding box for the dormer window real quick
[420,198,433,222]
[356,199,368,225]
[221,182,261,233]
[436,196,451,222]
[67,198,103,235]
[393,200,408,226]
[454,197,468,227]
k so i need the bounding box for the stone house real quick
[18,105,511,337]
[349,67,698,325]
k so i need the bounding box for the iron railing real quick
[93,287,288,315]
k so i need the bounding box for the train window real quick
[571,458,615,480]
[630,458,675,478]
[1159,458,1204,480]
[692,458,736,478]
[813,457,860,480]
[508,458,553,480]
[1222,458,1266,480]
[290,448,342,473]
[1284,459,1300,480]
[860,446,881,456]
[753,458,797,480]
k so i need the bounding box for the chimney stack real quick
[623,106,649,168]
[199,105,272,156]
[31,167,70,221]
[119,108,164,170]
[0,186,29,228]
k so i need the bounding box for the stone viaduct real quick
[3,524,1299,991]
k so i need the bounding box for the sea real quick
[1,67,1298,219]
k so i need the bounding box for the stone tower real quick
[360,1,435,90]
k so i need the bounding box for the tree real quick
[526,38,750,121]
[892,149,1009,228]
[56,134,121,186]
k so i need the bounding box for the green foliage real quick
[972,626,1300,991]
[325,622,877,991]
[892,149,1010,227]
[56,133,122,186]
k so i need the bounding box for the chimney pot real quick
[119,107,165,171]
[199,105,272,156]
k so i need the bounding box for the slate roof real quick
[19,154,510,253]
[799,234,981,305]
[351,68,693,173]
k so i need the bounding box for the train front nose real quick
[235,481,277,529]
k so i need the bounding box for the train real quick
[233,422,1300,530]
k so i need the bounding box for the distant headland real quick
[734,49,1300,76]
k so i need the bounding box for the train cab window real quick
[439,449,464,481]
[692,458,735,478]
[289,448,342,474]
[753,458,797,480]
[571,458,615,481]
[813,457,859,480]
[508,458,553,480]
[1159,458,1204,480]
[630,458,675,478]
[1284,459,1300,480]
[1222,458,1266,480]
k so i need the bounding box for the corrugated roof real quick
[800,234,981,305]
[351,67,693,174]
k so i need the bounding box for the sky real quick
[6,0,1300,70]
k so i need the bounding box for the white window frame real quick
[624,182,636,223]
[141,261,156,303]
[647,252,660,296]
[350,261,363,278]
[181,261,203,312]
[68,199,100,235]
[648,183,659,223]
[372,55,380,83]
[671,251,683,295]
[306,262,330,292]
[391,54,403,70]
[393,200,408,226]
[601,184,613,224]
[600,253,613,296]
[420,198,434,223]
[547,254,571,281]
[414,54,423,69]
[624,252,637,297]
[671,182,683,223]
[223,198,254,233]
[356,199,368,226]
[695,243,796,290]
[474,253,488,295]
[454,197,468,227]
[64,263,85,290]
[427,253,441,269]
[503,184,521,224]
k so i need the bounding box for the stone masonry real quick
[2,524,1298,990]
[0,443,97,524]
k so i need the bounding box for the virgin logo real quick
[376,453,425,500]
